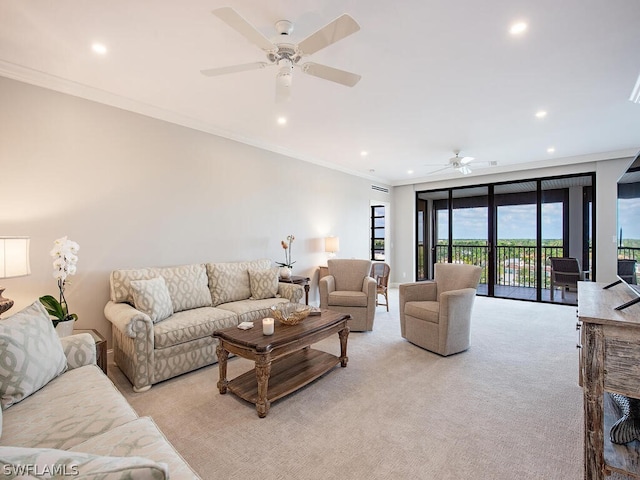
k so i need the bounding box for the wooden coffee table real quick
[213,310,350,418]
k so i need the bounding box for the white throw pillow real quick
[0,301,67,410]
[130,277,174,323]
[248,268,280,300]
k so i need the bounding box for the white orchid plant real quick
[40,236,80,326]
[276,234,296,268]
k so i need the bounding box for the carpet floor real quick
[107,291,621,479]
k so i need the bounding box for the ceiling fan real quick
[426,150,497,175]
[201,7,362,102]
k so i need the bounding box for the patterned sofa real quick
[0,301,199,479]
[104,259,303,392]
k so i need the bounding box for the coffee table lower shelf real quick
[228,348,340,405]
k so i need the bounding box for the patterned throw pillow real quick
[0,301,67,410]
[208,259,271,306]
[248,268,280,300]
[130,277,174,323]
[0,446,169,480]
[154,264,211,312]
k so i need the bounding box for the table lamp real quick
[325,236,339,258]
[0,237,31,316]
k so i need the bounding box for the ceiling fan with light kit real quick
[425,150,497,175]
[201,7,362,102]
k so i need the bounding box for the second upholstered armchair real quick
[319,259,377,331]
[399,263,482,356]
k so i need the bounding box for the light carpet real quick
[109,292,599,480]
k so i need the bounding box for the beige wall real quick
[0,76,391,342]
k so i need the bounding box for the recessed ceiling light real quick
[277,116,287,125]
[535,110,547,118]
[92,43,108,55]
[407,170,414,174]
[547,147,555,153]
[509,22,527,35]
[360,151,368,157]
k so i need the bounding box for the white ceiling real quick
[1,0,640,186]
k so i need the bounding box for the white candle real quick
[262,317,275,335]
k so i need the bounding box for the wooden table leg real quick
[339,326,349,367]
[255,354,272,418]
[216,343,229,394]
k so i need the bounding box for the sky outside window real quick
[445,204,563,240]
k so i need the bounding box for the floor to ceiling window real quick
[416,173,595,304]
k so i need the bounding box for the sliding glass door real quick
[416,173,595,304]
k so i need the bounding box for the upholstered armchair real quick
[399,263,482,356]
[319,259,377,331]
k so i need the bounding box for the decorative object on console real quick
[0,236,31,317]
[610,393,640,444]
[276,234,296,278]
[271,302,311,325]
[325,236,339,258]
[39,236,80,335]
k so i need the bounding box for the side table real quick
[73,328,107,375]
[279,275,310,305]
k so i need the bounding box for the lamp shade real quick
[0,237,31,279]
[325,236,340,254]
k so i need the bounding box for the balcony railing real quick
[618,247,640,262]
[431,244,640,290]
[434,244,564,288]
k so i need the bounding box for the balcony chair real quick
[319,259,377,331]
[549,257,587,301]
[399,263,482,356]
[371,262,391,311]
[617,259,637,285]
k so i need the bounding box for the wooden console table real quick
[578,281,640,479]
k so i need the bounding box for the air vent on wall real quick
[371,184,389,194]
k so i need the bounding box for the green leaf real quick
[39,295,65,321]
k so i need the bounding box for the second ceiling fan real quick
[426,151,497,175]
[201,7,362,102]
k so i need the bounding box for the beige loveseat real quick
[0,301,199,479]
[104,259,303,392]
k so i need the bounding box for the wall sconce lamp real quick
[0,236,31,316]
[325,236,340,258]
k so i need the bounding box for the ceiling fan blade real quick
[301,62,361,87]
[200,62,270,77]
[460,156,475,164]
[297,14,360,56]
[212,7,276,52]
